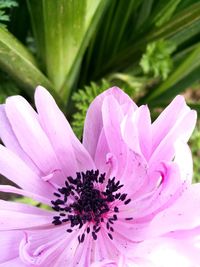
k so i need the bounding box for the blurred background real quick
[0,0,200,195]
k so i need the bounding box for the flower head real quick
[0,86,199,266]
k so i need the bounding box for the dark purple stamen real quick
[51,170,132,242]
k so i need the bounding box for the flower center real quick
[51,170,132,243]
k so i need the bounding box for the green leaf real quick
[96,2,200,78]
[0,27,63,105]
[143,44,200,102]
[148,2,200,46]
[0,0,18,27]
[152,0,182,27]
[135,0,154,30]
[27,0,110,102]
[0,71,20,103]
[140,39,176,80]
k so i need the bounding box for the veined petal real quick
[5,95,65,185]
[0,185,51,205]
[83,87,137,159]
[94,128,110,175]
[34,86,94,172]
[135,105,152,161]
[102,95,128,178]
[0,105,39,173]
[0,200,54,230]
[0,257,27,267]
[150,96,197,165]
[149,183,200,236]
[133,234,200,267]
[174,141,193,183]
[0,231,23,263]
[19,226,81,267]
[121,109,142,157]
[35,86,93,175]
[150,109,196,167]
[91,260,117,267]
[152,95,192,149]
[0,145,54,198]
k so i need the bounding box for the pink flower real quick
[0,86,199,267]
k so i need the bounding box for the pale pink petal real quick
[150,109,196,168]
[134,234,200,267]
[102,95,128,177]
[91,260,117,267]
[0,211,53,230]
[150,96,197,166]
[0,257,27,267]
[0,105,39,173]
[19,226,82,267]
[35,86,95,172]
[152,95,192,149]
[91,231,113,263]
[0,185,51,205]
[83,86,137,159]
[5,95,65,185]
[119,150,148,196]
[0,145,54,198]
[94,128,110,174]
[149,183,200,237]
[35,86,79,176]
[119,162,185,223]
[174,141,193,183]
[135,105,152,161]
[121,108,142,157]
[0,200,55,230]
[0,231,23,263]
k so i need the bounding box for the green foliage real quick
[140,40,176,80]
[190,122,200,183]
[0,0,18,27]
[72,80,111,139]
[142,44,200,104]
[14,196,51,210]
[0,71,20,103]
[0,0,199,111]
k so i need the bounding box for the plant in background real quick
[140,40,176,80]
[0,0,199,109]
[0,0,18,27]
[0,86,199,266]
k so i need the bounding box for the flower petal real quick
[152,95,191,149]
[5,95,65,185]
[174,141,193,183]
[19,226,83,267]
[134,234,200,267]
[35,86,80,176]
[150,96,197,166]
[36,86,95,173]
[0,257,27,267]
[0,200,54,230]
[149,183,200,236]
[102,95,128,177]
[0,185,50,205]
[0,231,23,263]
[0,105,39,173]
[0,145,54,198]
[83,87,137,159]
[134,105,152,161]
